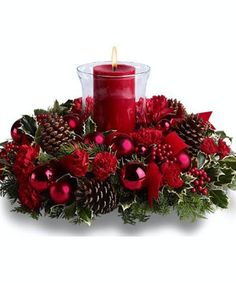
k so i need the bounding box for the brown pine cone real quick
[75,178,118,215]
[38,114,73,156]
[174,114,208,155]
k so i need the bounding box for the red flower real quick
[13,145,39,180]
[146,95,173,125]
[135,97,146,127]
[200,137,218,155]
[60,149,89,177]
[18,181,41,210]
[161,163,183,189]
[131,128,163,146]
[71,97,83,113]
[93,152,117,181]
[218,139,230,159]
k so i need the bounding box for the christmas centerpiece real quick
[1,49,236,225]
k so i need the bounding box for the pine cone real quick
[38,114,73,156]
[75,178,118,215]
[168,98,187,120]
[174,114,207,155]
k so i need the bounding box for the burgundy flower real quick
[131,128,163,146]
[218,139,230,159]
[13,144,39,180]
[93,152,117,181]
[60,149,89,177]
[161,162,183,189]
[200,137,218,155]
[18,181,41,210]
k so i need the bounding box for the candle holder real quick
[77,61,150,101]
[77,61,150,132]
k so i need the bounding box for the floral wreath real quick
[0,95,235,225]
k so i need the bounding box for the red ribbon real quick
[164,131,188,156]
[146,162,163,207]
[197,111,215,130]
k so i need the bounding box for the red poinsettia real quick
[131,128,163,146]
[218,138,230,159]
[200,137,218,155]
[93,152,117,181]
[60,149,89,177]
[161,162,183,189]
[18,181,41,210]
[13,144,39,180]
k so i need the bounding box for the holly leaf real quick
[83,117,97,135]
[35,126,42,144]
[78,207,93,226]
[64,202,76,219]
[220,155,236,170]
[209,189,229,208]
[197,152,207,168]
[21,115,37,137]
[59,99,74,114]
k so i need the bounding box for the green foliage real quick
[119,201,151,225]
[12,205,41,220]
[37,151,55,164]
[176,191,214,222]
[83,117,97,135]
[21,115,37,137]
[0,175,18,200]
[209,189,229,209]
[34,109,49,115]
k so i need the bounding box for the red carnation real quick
[18,181,41,210]
[146,95,173,125]
[60,149,89,177]
[200,137,218,155]
[13,144,39,180]
[71,97,83,113]
[218,138,230,159]
[131,128,163,146]
[93,152,117,181]
[161,163,183,189]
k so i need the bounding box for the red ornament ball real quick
[176,151,191,171]
[84,132,105,145]
[63,114,81,132]
[11,120,24,143]
[112,134,135,156]
[49,179,72,204]
[29,165,56,192]
[157,119,171,132]
[120,162,146,190]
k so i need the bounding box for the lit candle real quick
[93,47,136,133]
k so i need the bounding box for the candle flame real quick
[112,46,117,70]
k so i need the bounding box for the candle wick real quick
[112,66,117,71]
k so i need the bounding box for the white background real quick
[0,0,236,282]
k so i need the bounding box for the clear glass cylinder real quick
[76,61,150,132]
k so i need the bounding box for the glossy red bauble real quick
[64,114,81,132]
[49,179,72,204]
[29,166,56,192]
[176,151,191,171]
[112,134,135,156]
[84,132,105,145]
[120,162,146,190]
[157,119,171,133]
[11,120,24,143]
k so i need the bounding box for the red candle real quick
[93,64,135,133]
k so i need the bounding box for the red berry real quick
[202,188,208,196]
[207,177,211,182]
[198,186,203,192]
[192,188,197,193]
[194,180,199,186]
[199,180,204,186]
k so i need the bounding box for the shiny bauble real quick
[176,151,191,171]
[49,179,72,204]
[84,132,105,145]
[11,120,24,143]
[63,114,81,132]
[135,144,147,156]
[157,119,171,133]
[29,165,56,192]
[120,162,146,190]
[112,134,135,156]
